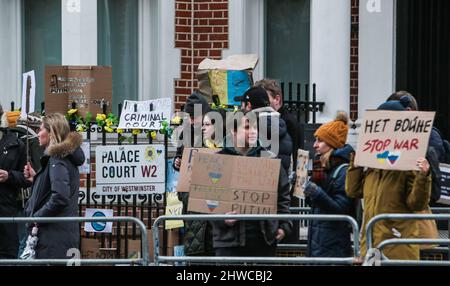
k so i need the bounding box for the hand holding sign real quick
[416,157,430,176]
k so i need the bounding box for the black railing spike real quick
[11,101,14,111]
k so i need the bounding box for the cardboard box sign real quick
[355,110,435,171]
[188,153,281,214]
[177,148,219,193]
[45,65,112,117]
[294,149,310,198]
[197,54,258,106]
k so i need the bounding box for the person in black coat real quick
[234,87,293,175]
[24,113,84,259]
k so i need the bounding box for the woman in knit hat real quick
[304,111,356,258]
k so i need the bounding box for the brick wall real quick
[174,0,229,111]
[350,0,359,121]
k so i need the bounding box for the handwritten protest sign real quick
[294,149,310,198]
[45,66,112,116]
[118,98,172,130]
[21,70,36,117]
[177,148,219,193]
[165,192,184,230]
[355,111,435,170]
[95,145,165,195]
[188,153,280,214]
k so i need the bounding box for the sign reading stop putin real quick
[95,145,165,195]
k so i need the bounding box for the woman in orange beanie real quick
[305,111,356,258]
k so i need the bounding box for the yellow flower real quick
[234,106,239,112]
[76,124,86,132]
[96,113,106,121]
[104,126,114,133]
[68,109,78,115]
[116,128,124,134]
[151,131,157,140]
[132,129,142,135]
[106,118,113,127]
[171,116,182,125]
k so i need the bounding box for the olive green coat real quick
[346,159,431,260]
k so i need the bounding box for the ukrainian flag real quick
[208,70,252,106]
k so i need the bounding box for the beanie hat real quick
[6,111,21,128]
[314,111,349,149]
[183,91,211,117]
[377,97,410,111]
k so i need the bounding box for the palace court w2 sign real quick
[95,145,165,195]
[355,110,435,171]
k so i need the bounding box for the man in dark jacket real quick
[234,87,293,175]
[213,111,292,257]
[0,105,31,258]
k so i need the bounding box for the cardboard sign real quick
[44,66,112,117]
[165,192,184,230]
[197,54,258,106]
[188,153,280,214]
[355,111,435,170]
[118,98,172,130]
[294,149,310,198]
[437,164,450,205]
[80,238,118,260]
[84,208,114,233]
[177,148,219,193]
[21,70,36,117]
[95,145,165,195]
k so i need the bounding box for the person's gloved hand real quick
[304,181,318,198]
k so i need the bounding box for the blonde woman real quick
[24,113,84,259]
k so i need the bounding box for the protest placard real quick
[21,70,36,118]
[118,98,172,130]
[45,66,112,116]
[355,110,435,170]
[165,192,184,230]
[177,148,219,193]
[294,149,310,198]
[188,153,280,214]
[79,140,90,174]
[437,164,450,205]
[95,145,165,195]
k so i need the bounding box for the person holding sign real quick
[178,108,226,258]
[212,110,292,257]
[303,111,356,258]
[0,104,31,259]
[346,100,432,260]
[23,113,85,259]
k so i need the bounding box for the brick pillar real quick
[350,0,359,121]
[174,0,229,111]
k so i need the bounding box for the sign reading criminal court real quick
[95,145,165,195]
[45,66,112,116]
[188,153,280,214]
[118,98,172,130]
[355,110,435,171]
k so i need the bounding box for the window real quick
[24,0,61,108]
[265,0,310,85]
[98,0,138,114]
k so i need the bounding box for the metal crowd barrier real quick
[365,213,450,266]
[0,217,149,266]
[152,214,360,266]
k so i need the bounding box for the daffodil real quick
[151,131,157,140]
[171,116,182,125]
[68,109,78,115]
[106,118,113,127]
[116,128,124,134]
[76,124,86,132]
[132,129,142,136]
[104,126,114,133]
[96,113,106,121]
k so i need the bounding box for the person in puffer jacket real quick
[304,111,355,258]
[234,87,293,175]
